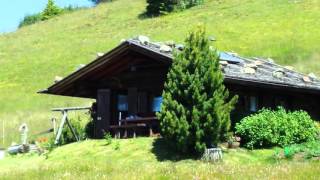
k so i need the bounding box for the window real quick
[117,95,128,111]
[249,96,258,112]
[152,96,163,112]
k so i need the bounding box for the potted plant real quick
[227,134,241,149]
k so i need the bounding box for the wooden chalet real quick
[39,36,320,138]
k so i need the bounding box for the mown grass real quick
[0,138,319,179]
[0,0,319,146]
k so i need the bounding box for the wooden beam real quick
[54,111,67,144]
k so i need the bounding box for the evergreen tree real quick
[146,0,203,16]
[157,26,238,155]
[41,0,62,21]
[146,0,164,16]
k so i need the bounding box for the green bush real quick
[235,107,319,149]
[18,13,42,28]
[59,116,88,145]
[146,0,203,16]
[157,26,238,155]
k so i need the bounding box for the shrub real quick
[104,132,112,145]
[235,107,319,149]
[146,0,203,16]
[18,13,42,28]
[59,116,88,145]
[41,0,62,21]
[157,25,238,155]
[84,120,94,138]
[40,136,56,152]
[90,0,114,4]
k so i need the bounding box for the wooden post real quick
[95,89,111,138]
[55,111,68,144]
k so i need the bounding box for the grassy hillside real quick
[0,138,319,179]
[0,0,319,146]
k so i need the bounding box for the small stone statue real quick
[19,123,28,145]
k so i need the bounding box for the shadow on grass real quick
[138,11,163,20]
[151,138,197,162]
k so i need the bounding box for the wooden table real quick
[119,116,158,137]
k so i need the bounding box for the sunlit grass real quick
[0,138,319,179]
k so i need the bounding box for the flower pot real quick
[228,141,240,149]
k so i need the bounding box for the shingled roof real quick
[39,36,320,97]
[126,36,320,91]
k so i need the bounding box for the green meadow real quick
[0,138,319,179]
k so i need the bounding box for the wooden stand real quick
[52,107,91,144]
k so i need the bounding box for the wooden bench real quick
[109,123,147,138]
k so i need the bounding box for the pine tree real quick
[157,26,238,155]
[41,0,62,21]
[146,0,164,16]
[146,0,203,16]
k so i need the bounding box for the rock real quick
[254,60,264,66]
[272,69,285,78]
[303,76,312,83]
[284,66,294,71]
[165,40,175,47]
[245,63,257,69]
[159,44,172,53]
[137,35,150,45]
[76,64,86,70]
[267,58,274,63]
[219,61,228,66]
[7,145,21,155]
[54,76,63,83]
[97,52,104,57]
[242,67,256,74]
[175,44,184,50]
[308,73,317,79]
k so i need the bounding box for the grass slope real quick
[0,138,319,179]
[0,0,319,146]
